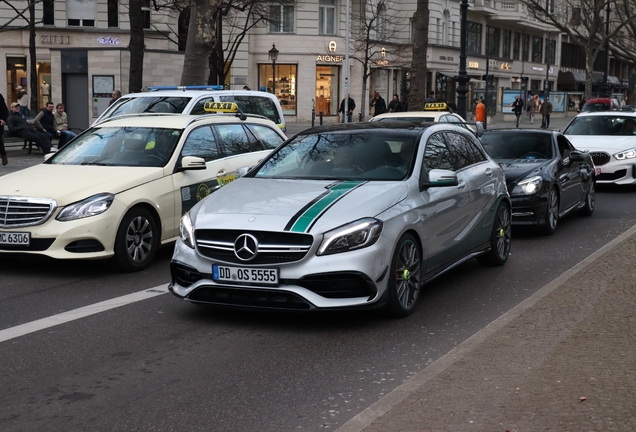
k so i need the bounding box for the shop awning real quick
[608,76,621,86]
[557,71,586,86]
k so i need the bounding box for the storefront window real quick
[259,64,297,115]
[315,66,339,116]
[37,62,52,107]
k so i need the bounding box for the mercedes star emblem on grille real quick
[234,233,259,261]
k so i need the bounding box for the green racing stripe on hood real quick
[289,181,365,233]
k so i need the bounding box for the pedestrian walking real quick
[0,92,8,165]
[370,92,387,117]
[526,94,537,124]
[541,97,553,129]
[511,96,524,128]
[388,94,404,113]
[475,98,486,129]
[338,94,356,123]
[424,91,437,103]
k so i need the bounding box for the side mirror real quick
[235,165,253,179]
[421,169,459,189]
[43,151,56,162]
[569,151,585,162]
[474,122,484,137]
[177,156,206,172]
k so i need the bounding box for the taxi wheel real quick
[386,233,421,318]
[477,202,511,266]
[113,207,158,272]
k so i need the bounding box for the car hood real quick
[495,159,549,184]
[190,178,409,234]
[565,135,636,152]
[0,165,163,205]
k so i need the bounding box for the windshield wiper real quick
[80,162,110,166]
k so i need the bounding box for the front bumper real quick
[169,235,394,311]
[509,193,549,226]
[594,159,636,185]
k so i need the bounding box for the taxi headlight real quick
[512,176,542,196]
[613,148,636,160]
[317,218,383,256]
[56,193,114,221]
[179,212,195,249]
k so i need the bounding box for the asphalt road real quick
[1,120,636,431]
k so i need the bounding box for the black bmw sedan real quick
[480,129,596,235]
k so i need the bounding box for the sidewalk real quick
[338,225,636,432]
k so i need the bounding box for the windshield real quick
[563,116,636,136]
[373,116,435,124]
[49,127,182,167]
[253,130,418,181]
[481,132,553,160]
[102,96,191,120]
[218,96,281,124]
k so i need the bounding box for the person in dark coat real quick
[424,91,437,103]
[338,94,356,123]
[7,102,51,154]
[511,96,524,128]
[370,92,387,116]
[0,92,8,165]
[388,94,404,113]
[34,101,75,147]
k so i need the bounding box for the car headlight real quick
[512,176,542,196]
[56,193,114,221]
[179,212,195,249]
[613,148,636,160]
[317,218,383,256]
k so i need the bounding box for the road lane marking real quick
[0,284,170,343]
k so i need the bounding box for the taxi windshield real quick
[104,96,191,119]
[253,130,418,181]
[49,127,182,167]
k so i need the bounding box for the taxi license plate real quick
[213,265,278,285]
[0,232,30,246]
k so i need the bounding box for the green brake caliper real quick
[402,269,409,281]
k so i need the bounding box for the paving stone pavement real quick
[337,227,636,432]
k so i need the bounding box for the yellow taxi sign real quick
[424,102,448,111]
[203,101,239,113]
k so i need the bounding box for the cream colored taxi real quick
[0,103,286,271]
[371,103,476,132]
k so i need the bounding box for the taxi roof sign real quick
[424,102,449,111]
[203,101,239,113]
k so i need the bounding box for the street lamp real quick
[542,33,551,128]
[268,43,279,96]
[455,0,470,120]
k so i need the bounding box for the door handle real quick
[216,169,227,177]
[485,168,493,176]
[457,179,466,189]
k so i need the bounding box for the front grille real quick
[598,169,627,181]
[0,196,57,228]
[195,229,313,264]
[590,152,610,166]
[187,286,312,310]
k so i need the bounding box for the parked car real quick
[370,102,476,131]
[481,129,596,235]
[619,105,636,112]
[0,104,286,271]
[580,97,620,113]
[563,112,636,185]
[93,86,287,133]
[169,122,512,317]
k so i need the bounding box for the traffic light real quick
[482,74,495,84]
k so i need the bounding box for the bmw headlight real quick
[512,176,542,196]
[613,148,636,160]
[56,193,114,221]
[317,218,383,256]
[179,212,195,249]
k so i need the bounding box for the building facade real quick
[1,0,634,128]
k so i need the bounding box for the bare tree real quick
[350,0,410,118]
[606,0,636,102]
[518,0,632,97]
[180,0,222,85]
[408,0,429,112]
[129,0,146,93]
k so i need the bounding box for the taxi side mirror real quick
[177,156,207,172]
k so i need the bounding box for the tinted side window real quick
[247,124,284,149]
[190,97,216,115]
[219,96,281,124]
[181,125,219,161]
[557,135,573,159]
[424,133,454,171]
[215,124,263,156]
[444,132,483,169]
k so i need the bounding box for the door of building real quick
[63,74,89,131]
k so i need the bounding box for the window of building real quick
[486,26,500,57]
[467,22,482,55]
[43,0,54,25]
[259,64,297,115]
[319,0,336,35]
[522,34,530,62]
[108,0,118,28]
[270,1,294,33]
[546,39,556,65]
[142,0,151,29]
[502,30,511,59]
[513,32,520,60]
[532,36,543,63]
[375,2,387,40]
[315,65,339,116]
[67,0,95,27]
[442,10,450,45]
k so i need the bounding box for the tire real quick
[540,188,559,236]
[113,207,158,272]
[386,233,422,318]
[579,179,595,216]
[477,201,512,266]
